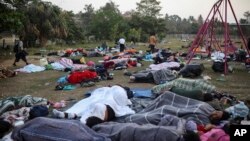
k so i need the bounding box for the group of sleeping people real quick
[51,85,237,141]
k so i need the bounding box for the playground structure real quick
[186,0,250,74]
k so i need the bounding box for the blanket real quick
[12,117,111,141]
[15,64,45,73]
[151,69,176,84]
[124,91,215,125]
[132,69,176,84]
[149,62,180,70]
[93,122,184,141]
[58,58,88,71]
[0,95,48,115]
[66,85,135,124]
[152,78,216,94]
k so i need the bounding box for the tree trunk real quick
[39,36,48,47]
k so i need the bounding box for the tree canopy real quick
[6,0,244,47]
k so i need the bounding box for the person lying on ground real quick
[92,121,201,141]
[124,91,230,126]
[0,105,49,138]
[129,68,177,84]
[199,123,230,141]
[52,85,135,127]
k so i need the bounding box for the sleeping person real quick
[124,91,230,126]
[53,85,135,126]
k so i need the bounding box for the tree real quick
[63,11,84,43]
[243,11,250,23]
[132,0,165,41]
[239,11,250,36]
[197,15,204,26]
[127,28,141,43]
[89,1,124,40]
[166,15,181,34]
[79,4,95,38]
[0,0,31,33]
[22,0,68,47]
[136,0,161,18]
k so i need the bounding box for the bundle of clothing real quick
[0,65,16,79]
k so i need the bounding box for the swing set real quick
[186,0,250,74]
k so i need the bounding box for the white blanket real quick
[66,85,135,124]
[15,64,45,73]
[149,62,180,70]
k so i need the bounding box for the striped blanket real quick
[0,95,47,115]
[124,91,215,125]
[152,78,216,94]
[93,122,184,141]
[151,69,177,84]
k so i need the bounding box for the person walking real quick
[119,38,126,52]
[13,36,29,66]
[148,32,157,53]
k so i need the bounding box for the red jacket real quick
[68,70,97,84]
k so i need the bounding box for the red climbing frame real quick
[186,0,250,74]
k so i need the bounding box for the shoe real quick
[81,81,95,87]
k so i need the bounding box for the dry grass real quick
[0,39,250,102]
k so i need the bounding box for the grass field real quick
[0,38,250,103]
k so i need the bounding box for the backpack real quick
[13,43,19,53]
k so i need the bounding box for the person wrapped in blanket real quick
[92,115,201,141]
[0,95,49,138]
[52,85,135,127]
[91,91,232,141]
[120,91,232,141]
[55,68,98,90]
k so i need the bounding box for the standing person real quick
[13,36,29,66]
[119,38,125,52]
[148,32,157,53]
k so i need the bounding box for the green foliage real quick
[127,28,141,42]
[63,11,84,42]
[2,0,247,48]
[88,1,124,40]
[78,4,95,37]
[0,0,30,33]
[22,0,68,47]
[136,0,161,17]
[129,0,166,42]
[239,11,250,36]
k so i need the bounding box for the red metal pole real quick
[224,0,228,74]
[217,6,234,51]
[211,5,222,52]
[228,0,250,55]
[186,0,223,64]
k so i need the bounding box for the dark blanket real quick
[93,122,184,141]
[132,69,176,84]
[0,95,48,115]
[12,117,111,141]
[124,91,215,125]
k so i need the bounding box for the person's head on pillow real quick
[209,110,230,124]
